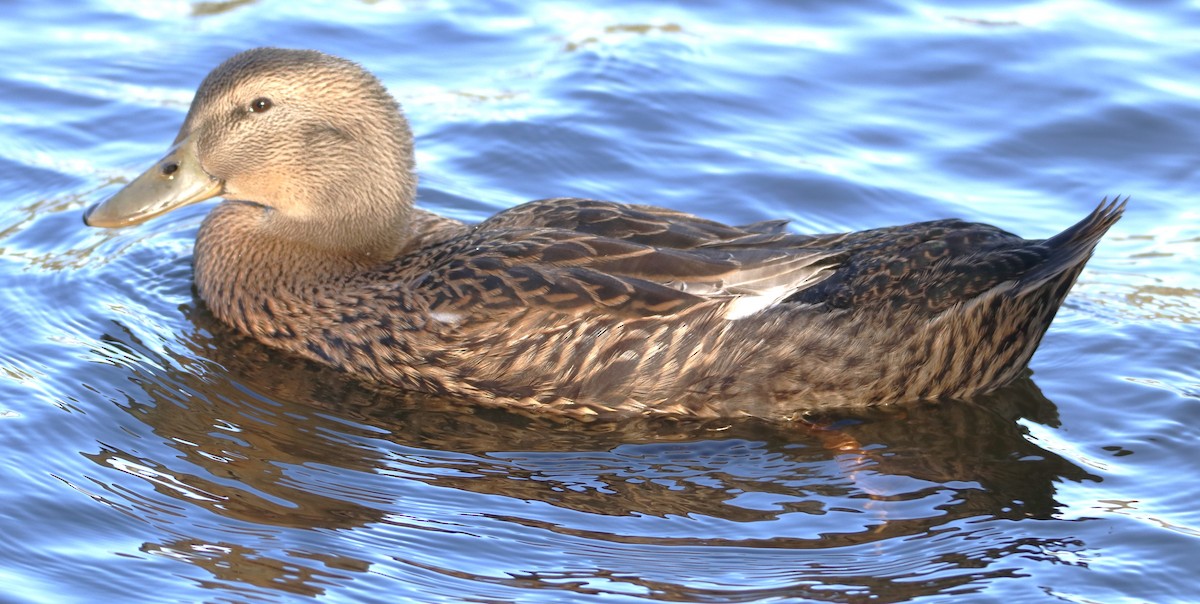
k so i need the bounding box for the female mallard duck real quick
[84,48,1124,419]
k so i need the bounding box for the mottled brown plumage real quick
[84,48,1125,420]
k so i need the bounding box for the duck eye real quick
[249,97,273,113]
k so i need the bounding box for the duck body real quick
[191,194,1123,419]
[85,48,1124,419]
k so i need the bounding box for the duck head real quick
[84,47,418,261]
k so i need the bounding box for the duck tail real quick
[985,197,1125,388]
[913,198,1124,401]
[1016,196,1126,291]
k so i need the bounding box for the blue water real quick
[1,1,1198,602]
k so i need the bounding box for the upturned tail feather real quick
[1017,196,1126,290]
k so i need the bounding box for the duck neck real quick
[194,201,382,342]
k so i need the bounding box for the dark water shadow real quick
[79,300,1099,601]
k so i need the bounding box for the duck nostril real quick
[161,161,180,177]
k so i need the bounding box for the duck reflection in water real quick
[79,304,1098,600]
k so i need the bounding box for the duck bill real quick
[84,134,223,228]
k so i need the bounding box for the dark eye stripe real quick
[249,97,273,113]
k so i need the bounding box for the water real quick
[1,1,1197,602]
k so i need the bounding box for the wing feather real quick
[416,201,841,322]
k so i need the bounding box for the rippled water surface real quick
[2,1,1198,602]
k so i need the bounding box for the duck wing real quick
[412,226,839,322]
[477,197,814,250]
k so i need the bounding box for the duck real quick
[84,47,1124,420]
